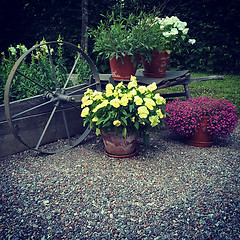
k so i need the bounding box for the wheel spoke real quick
[47,44,59,88]
[12,99,53,119]
[68,82,98,96]
[61,104,72,145]
[35,102,59,150]
[16,70,55,94]
[64,53,81,89]
[67,101,82,112]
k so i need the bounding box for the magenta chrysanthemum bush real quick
[165,97,239,138]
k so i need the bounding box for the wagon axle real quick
[43,91,76,103]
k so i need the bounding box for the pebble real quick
[0,126,239,239]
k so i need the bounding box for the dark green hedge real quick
[1,0,239,74]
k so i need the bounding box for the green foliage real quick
[1,0,239,74]
[0,46,25,102]
[164,0,240,74]
[76,57,92,84]
[0,39,93,104]
[88,11,140,62]
[1,40,66,103]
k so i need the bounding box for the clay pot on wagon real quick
[141,50,170,78]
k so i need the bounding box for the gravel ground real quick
[0,126,239,240]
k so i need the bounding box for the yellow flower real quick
[110,98,121,108]
[105,83,114,97]
[106,89,113,97]
[81,96,93,108]
[92,106,100,113]
[92,100,108,112]
[130,89,137,96]
[92,117,98,122]
[144,98,156,110]
[147,82,157,92]
[113,91,119,98]
[134,96,143,105]
[85,88,93,95]
[114,88,123,98]
[101,100,109,107]
[92,91,103,100]
[130,75,137,81]
[113,120,121,126]
[156,109,164,118]
[126,93,133,100]
[138,86,147,94]
[106,83,114,91]
[96,128,100,136]
[93,94,103,101]
[121,96,129,106]
[116,81,124,89]
[154,93,166,105]
[149,115,160,127]
[84,100,93,106]
[138,106,149,118]
[81,107,89,117]
[128,76,138,89]
[132,117,135,122]
[81,95,89,103]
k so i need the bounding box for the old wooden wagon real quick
[0,41,223,157]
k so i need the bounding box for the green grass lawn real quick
[160,73,240,114]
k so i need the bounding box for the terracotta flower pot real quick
[109,54,140,81]
[141,50,170,78]
[187,116,213,147]
[101,130,137,158]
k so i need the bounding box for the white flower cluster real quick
[155,16,196,44]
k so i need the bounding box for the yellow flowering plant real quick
[81,76,166,139]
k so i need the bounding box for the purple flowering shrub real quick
[165,96,239,138]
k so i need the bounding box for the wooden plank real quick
[0,83,88,122]
[135,70,189,85]
[0,121,28,158]
[0,90,88,157]
[99,70,190,86]
[161,92,187,98]
[0,107,86,157]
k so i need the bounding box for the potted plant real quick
[165,97,239,147]
[134,13,196,77]
[81,76,166,157]
[88,12,141,81]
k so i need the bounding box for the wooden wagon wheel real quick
[4,41,101,154]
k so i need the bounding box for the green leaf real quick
[122,127,127,138]
[122,109,128,115]
[96,118,104,125]
[121,117,128,125]
[129,104,134,112]
[134,121,139,129]
[103,115,111,124]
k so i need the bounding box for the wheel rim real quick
[4,41,101,154]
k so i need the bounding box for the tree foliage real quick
[0,0,239,74]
